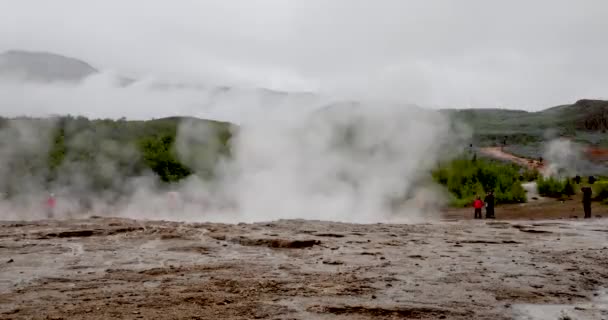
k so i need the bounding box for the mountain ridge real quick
[1,49,607,137]
[0,50,98,82]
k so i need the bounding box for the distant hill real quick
[1,49,606,145]
[442,99,608,145]
[0,49,320,96]
[0,50,99,82]
[545,99,608,131]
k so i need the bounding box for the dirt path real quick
[479,147,545,173]
[443,193,607,220]
[1,217,608,319]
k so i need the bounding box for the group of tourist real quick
[472,175,597,219]
[473,191,495,219]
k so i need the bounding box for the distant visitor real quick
[581,186,592,219]
[484,191,495,219]
[473,196,484,219]
[46,193,56,219]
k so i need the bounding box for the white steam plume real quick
[0,118,56,219]
[172,102,469,223]
[0,76,470,223]
[542,138,604,178]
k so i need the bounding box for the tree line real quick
[0,115,538,207]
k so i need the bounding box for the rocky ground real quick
[0,213,608,319]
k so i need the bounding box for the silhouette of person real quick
[581,186,592,219]
[46,193,56,219]
[484,191,495,219]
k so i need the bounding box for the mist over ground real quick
[2,1,607,223]
[2,4,608,320]
[0,75,471,222]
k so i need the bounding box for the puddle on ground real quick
[143,280,161,288]
[512,289,608,319]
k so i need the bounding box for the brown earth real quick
[587,147,608,162]
[1,208,608,319]
[479,147,545,172]
[445,193,607,220]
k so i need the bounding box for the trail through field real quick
[480,147,546,173]
[521,181,545,202]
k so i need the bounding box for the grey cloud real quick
[1,0,608,115]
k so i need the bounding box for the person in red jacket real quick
[473,195,484,219]
[46,193,56,219]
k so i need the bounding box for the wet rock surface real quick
[0,217,607,319]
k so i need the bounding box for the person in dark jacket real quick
[581,186,592,218]
[589,176,596,185]
[484,191,495,219]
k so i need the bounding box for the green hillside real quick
[1,99,606,206]
[0,116,233,197]
[443,99,608,147]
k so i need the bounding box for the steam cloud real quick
[0,76,470,223]
[542,138,605,178]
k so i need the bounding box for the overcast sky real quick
[1,0,608,110]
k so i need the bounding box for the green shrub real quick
[521,169,540,182]
[496,183,527,203]
[537,176,567,198]
[563,179,575,196]
[593,181,608,202]
[450,197,477,208]
[433,157,527,206]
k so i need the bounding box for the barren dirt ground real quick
[445,194,608,221]
[1,212,608,319]
[479,147,545,172]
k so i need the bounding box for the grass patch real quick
[433,157,528,207]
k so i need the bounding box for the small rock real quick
[7,259,13,263]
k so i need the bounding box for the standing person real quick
[473,196,484,219]
[167,191,183,211]
[581,186,592,219]
[46,193,56,219]
[589,176,596,185]
[484,191,495,219]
